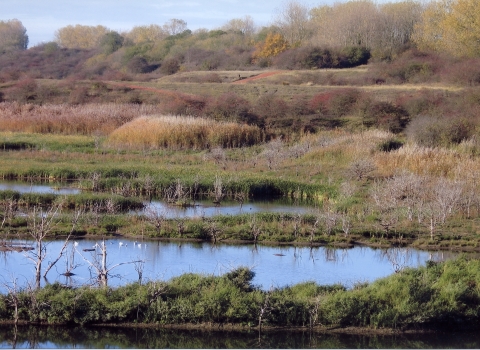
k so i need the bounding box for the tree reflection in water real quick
[1,325,480,348]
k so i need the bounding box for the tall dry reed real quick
[107,115,263,150]
[0,102,165,135]
[374,143,480,178]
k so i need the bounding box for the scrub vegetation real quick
[1,257,480,331]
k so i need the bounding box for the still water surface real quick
[0,238,454,291]
[1,324,480,348]
[0,181,471,348]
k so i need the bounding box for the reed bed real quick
[373,143,480,178]
[0,102,164,135]
[107,115,263,150]
[301,129,395,174]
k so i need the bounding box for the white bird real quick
[74,241,79,247]
[119,242,124,247]
[137,243,142,249]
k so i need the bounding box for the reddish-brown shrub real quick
[5,77,37,103]
[394,90,446,117]
[308,88,361,117]
[160,95,206,117]
[368,49,441,84]
[439,58,480,86]
[204,92,251,121]
[287,95,313,116]
[254,94,288,119]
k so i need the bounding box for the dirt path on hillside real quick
[232,71,285,84]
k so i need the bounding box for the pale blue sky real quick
[2,0,349,47]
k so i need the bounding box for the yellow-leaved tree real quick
[126,25,167,44]
[413,0,480,57]
[253,32,289,65]
[0,19,28,52]
[55,25,109,49]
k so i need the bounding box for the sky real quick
[0,0,353,47]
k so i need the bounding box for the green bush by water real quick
[1,257,480,330]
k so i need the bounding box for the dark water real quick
[1,325,480,348]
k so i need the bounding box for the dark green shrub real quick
[127,57,152,74]
[224,267,255,292]
[378,138,404,152]
[340,46,371,67]
[160,58,180,75]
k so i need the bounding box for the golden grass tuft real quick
[106,115,263,150]
[0,102,165,135]
[374,143,480,178]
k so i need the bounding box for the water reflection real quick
[0,181,80,195]
[141,198,312,218]
[0,238,457,293]
[1,324,480,349]
[0,180,313,218]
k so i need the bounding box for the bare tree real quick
[134,260,145,285]
[292,213,302,237]
[145,206,166,235]
[262,138,285,170]
[174,217,186,236]
[258,288,273,333]
[162,19,187,35]
[90,172,101,191]
[234,191,247,209]
[250,215,262,243]
[381,247,411,273]
[207,220,221,244]
[274,0,312,46]
[348,159,376,181]
[222,15,257,37]
[1,275,21,326]
[76,238,143,287]
[309,214,320,244]
[42,208,83,279]
[322,206,338,236]
[212,174,225,205]
[142,174,155,199]
[25,204,63,289]
[433,178,462,225]
[1,196,17,229]
[340,212,352,237]
[164,179,190,206]
[205,147,227,170]
[370,180,401,236]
